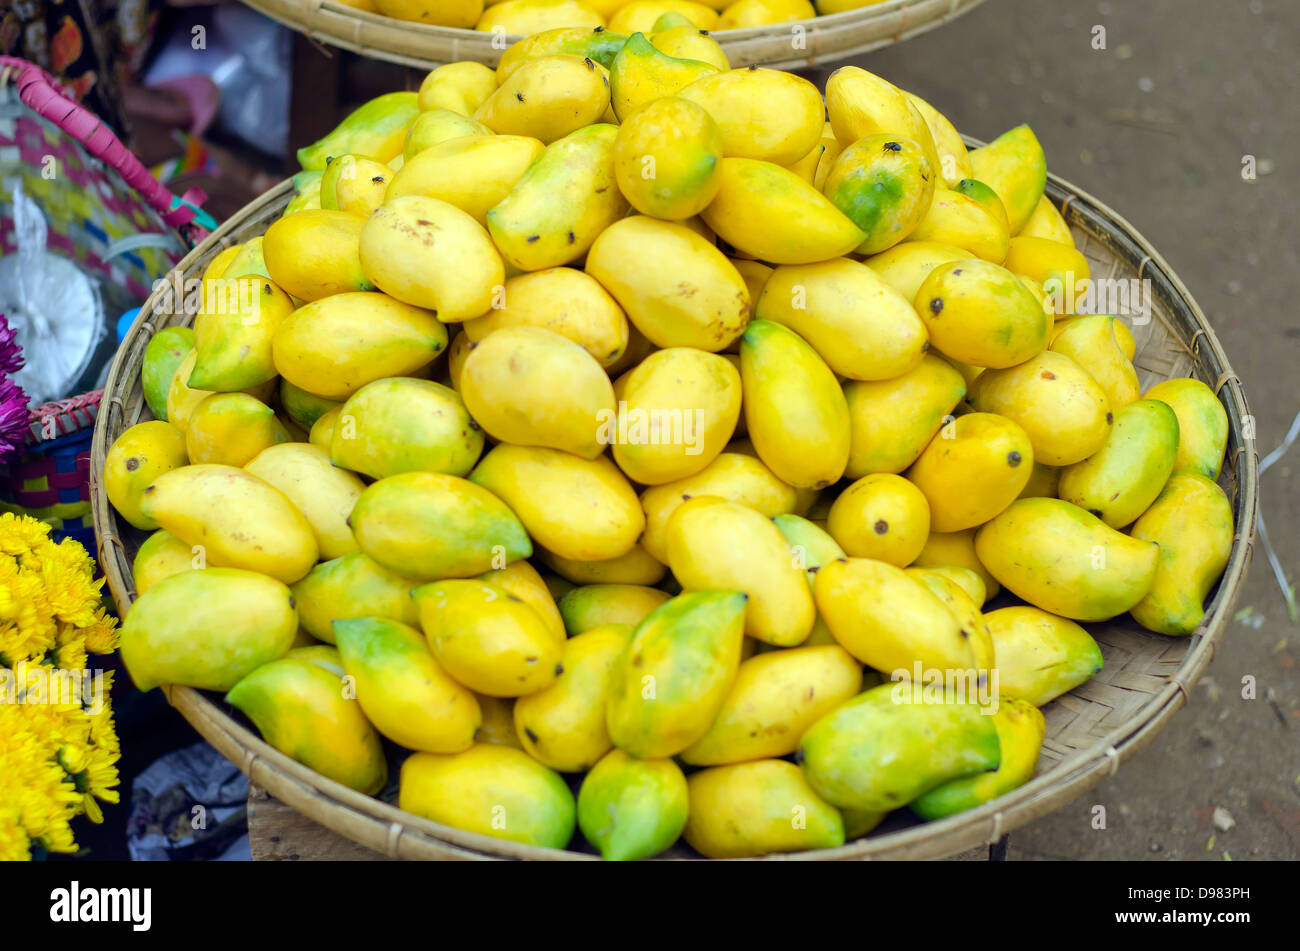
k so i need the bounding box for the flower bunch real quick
[0,314,28,462]
[0,513,121,860]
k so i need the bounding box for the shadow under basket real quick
[91,153,1258,860]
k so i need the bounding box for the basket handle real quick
[0,56,211,232]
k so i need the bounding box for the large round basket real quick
[91,150,1258,860]
[238,0,988,71]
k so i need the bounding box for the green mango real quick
[1143,378,1229,480]
[296,91,420,172]
[821,133,936,255]
[290,552,421,644]
[577,748,688,860]
[120,567,296,691]
[487,124,628,272]
[842,808,887,840]
[605,590,746,759]
[279,379,340,432]
[952,177,1010,232]
[609,32,718,121]
[291,169,324,192]
[141,326,195,421]
[282,175,323,216]
[797,682,1001,812]
[330,377,483,480]
[1058,398,1180,528]
[558,584,672,635]
[968,124,1047,234]
[911,697,1044,819]
[226,656,387,794]
[349,472,532,580]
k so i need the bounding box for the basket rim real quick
[90,150,1259,861]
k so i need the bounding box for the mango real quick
[1050,315,1140,409]
[403,110,491,160]
[685,759,844,858]
[677,67,822,166]
[953,178,1010,233]
[797,682,1000,812]
[756,257,927,382]
[140,465,317,583]
[558,583,672,635]
[911,527,1000,601]
[476,0,604,35]
[825,66,932,156]
[983,606,1103,706]
[165,351,275,433]
[471,444,643,562]
[272,292,447,400]
[914,258,1049,368]
[132,530,196,596]
[968,125,1047,234]
[399,745,575,849]
[649,23,727,69]
[496,27,629,81]
[609,32,718,121]
[418,60,498,116]
[905,411,1033,532]
[614,96,722,219]
[121,568,296,691]
[474,560,566,645]
[279,380,339,432]
[291,552,420,644]
[319,154,391,217]
[1130,473,1234,636]
[244,442,365,560]
[475,54,610,143]
[140,326,195,421]
[968,351,1112,466]
[1004,236,1090,314]
[308,406,341,453]
[1144,378,1229,480]
[105,421,188,530]
[605,590,746,758]
[822,134,935,255]
[975,498,1158,621]
[184,393,290,467]
[262,210,373,302]
[903,90,972,187]
[377,0,481,26]
[908,564,987,609]
[1058,399,1179,528]
[908,188,1011,264]
[585,215,748,350]
[1018,194,1073,244]
[386,135,545,225]
[843,354,966,478]
[827,473,930,567]
[610,0,718,33]
[297,91,420,171]
[577,749,688,861]
[717,0,814,27]
[538,544,666,587]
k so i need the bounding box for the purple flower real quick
[0,376,29,462]
[0,314,23,377]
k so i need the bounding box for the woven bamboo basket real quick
[239,0,988,71]
[91,150,1258,860]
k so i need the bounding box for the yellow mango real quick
[609,32,718,122]
[446,330,474,392]
[471,444,644,561]
[904,567,995,674]
[681,645,860,765]
[140,464,317,583]
[376,0,481,26]
[399,745,575,849]
[954,178,1010,233]
[475,54,610,144]
[825,66,926,150]
[586,215,749,350]
[272,292,447,401]
[843,354,966,478]
[475,560,567,644]
[1058,399,1179,528]
[1130,473,1234,636]
[1051,314,1137,360]
[105,421,188,530]
[350,472,531,580]
[184,393,290,467]
[1004,235,1091,315]
[415,578,562,696]
[290,552,420,644]
[515,624,632,771]
[903,90,972,187]
[319,154,391,217]
[908,188,1010,264]
[334,617,480,753]
[262,210,373,302]
[983,606,1103,706]
[131,530,196,596]
[700,157,866,264]
[559,583,671,635]
[639,451,797,562]
[827,473,930,567]
[861,238,966,302]
[968,351,1112,466]
[976,498,1158,621]
[610,0,718,33]
[665,496,814,646]
[912,528,1000,601]
[1144,377,1229,480]
[908,564,987,609]
[813,557,980,676]
[165,351,274,433]
[578,749,688,860]
[386,134,545,225]
[496,26,629,81]
[821,134,935,255]
[308,406,340,453]
[676,67,821,166]
[614,96,723,220]
[296,91,420,171]
[418,60,498,116]
[610,347,740,484]
[1049,315,1140,409]
[911,698,1045,819]
[968,125,1047,234]
[756,257,927,381]
[685,759,844,857]
[331,377,482,480]
[649,24,728,70]
[244,442,364,560]
[402,109,491,160]
[605,590,746,758]
[741,320,850,489]
[914,258,1048,368]
[716,0,814,27]
[121,568,296,691]
[359,196,503,320]
[797,682,1000,812]
[189,276,294,392]
[905,411,1033,533]
[476,0,605,34]
[460,326,615,458]
[488,124,629,271]
[1017,193,1074,245]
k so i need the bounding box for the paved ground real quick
[860,0,1299,860]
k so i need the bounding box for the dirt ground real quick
[855,0,1299,860]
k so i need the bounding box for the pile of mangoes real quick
[106,26,1235,859]
[349,0,877,35]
